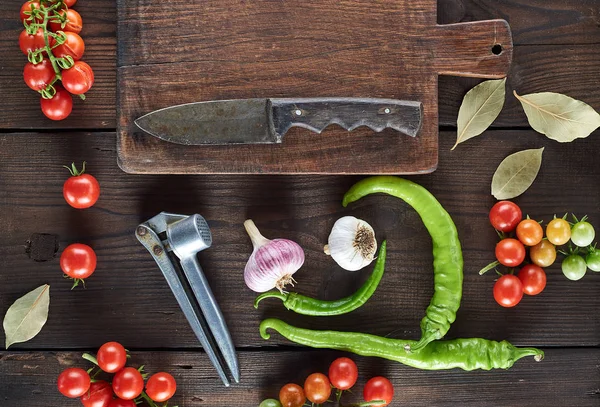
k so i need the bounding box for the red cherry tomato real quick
[108,400,136,407]
[518,264,547,295]
[146,372,177,403]
[60,243,97,279]
[52,31,85,61]
[363,376,394,407]
[63,163,100,208]
[493,274,523,307]
[19,28,46,55]
[97,341,127,373]
[40,85,72,120]
[516,219,543,246]
[61,61,94,94]
[279,384,305,407]
[304,373,331,404]
[328,357,358,390]
[23,59,56,91]
[49,9,83,34]
[112,367,144,400]
[495,238,526,267]
[80,381,113,407]
[57,367,90,398]
[64,0,77,6]
[489,201,522,232]
[20,1,42,23]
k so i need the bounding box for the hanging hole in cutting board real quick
[492,44,503,55]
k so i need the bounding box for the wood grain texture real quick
[0,0,116,129]
[116,0,512,174]
[438,0,600,45]
[1,130,598,350]
[1,349,599,406]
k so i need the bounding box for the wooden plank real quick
[439,0,600,45]
[0,0,116,129]
[116,0,514,174]
[1,348,599,406]
[0,130,598,349]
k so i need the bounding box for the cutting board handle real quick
[434,19,513,78]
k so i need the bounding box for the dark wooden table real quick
[1,1,599,406]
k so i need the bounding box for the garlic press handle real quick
[178,256,240,384]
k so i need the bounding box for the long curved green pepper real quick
[260,318,544,370]
[342,176,463,352]
[254,241,387,316]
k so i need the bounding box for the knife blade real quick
[134,97,422,145]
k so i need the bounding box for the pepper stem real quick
[254,291,288,309]
[244,219,271,249]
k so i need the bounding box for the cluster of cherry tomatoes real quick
[57,341,177,407]
[259,357,394,407]
[60,162,101,288]
[20,0,94,120]
[485,201,599,308]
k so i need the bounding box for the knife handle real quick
[269,97,422,139]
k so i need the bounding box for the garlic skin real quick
[324,216,377,271]
[243,219,305,293]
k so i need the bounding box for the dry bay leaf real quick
[514,91,600,142]
[453,78,506,150]
[492,148,544,200]
[3,284,50,348]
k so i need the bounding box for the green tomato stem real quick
[81,352,98,366]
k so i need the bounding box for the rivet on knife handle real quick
[134,97,423,145]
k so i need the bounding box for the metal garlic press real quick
[136,212,240,386]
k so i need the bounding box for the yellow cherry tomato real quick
[546,218,571,246]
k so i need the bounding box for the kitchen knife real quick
[134,97,422,145]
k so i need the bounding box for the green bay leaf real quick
[3,284,50,348]
[453,78,506,150]
[491,148,544,200]
[514,91,600,142]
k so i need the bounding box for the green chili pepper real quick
[260,318,544,370]
[343,176,463,352]
[254,241,387,316]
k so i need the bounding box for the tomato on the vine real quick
[530,240,556,268]
[112,367,144,400]
[546,218,571,246]
[62,61,94,94]
[80,381,113,407]
[587,250,600,272]
[493,274,523,307]
[561,254,587,281]
[516,219,543,246]
[259,400,283,407]
[97,341,127,373]
[20,1,42,23]
[495,238,526,267]
[518,264,546,295]
[52,31,85,61]
[49,9,83,34]
[489,201,522,232]
[363,377,394,407]
[571,221,595,247]
[40,85,73,120]
[63,162,100,208]
[279,383,305,407]
[108,400,136,407]
[23,59,55,91]
[57,367,90,398]
[328,357,358,391]
[304,373,331,404]
[146,372,177,403]
[60,243,97,280]
[64,0,77,6]
[19,28,46,55]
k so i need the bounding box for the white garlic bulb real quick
[324,216,377,271]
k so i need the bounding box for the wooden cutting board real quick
[116,0,512,174]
